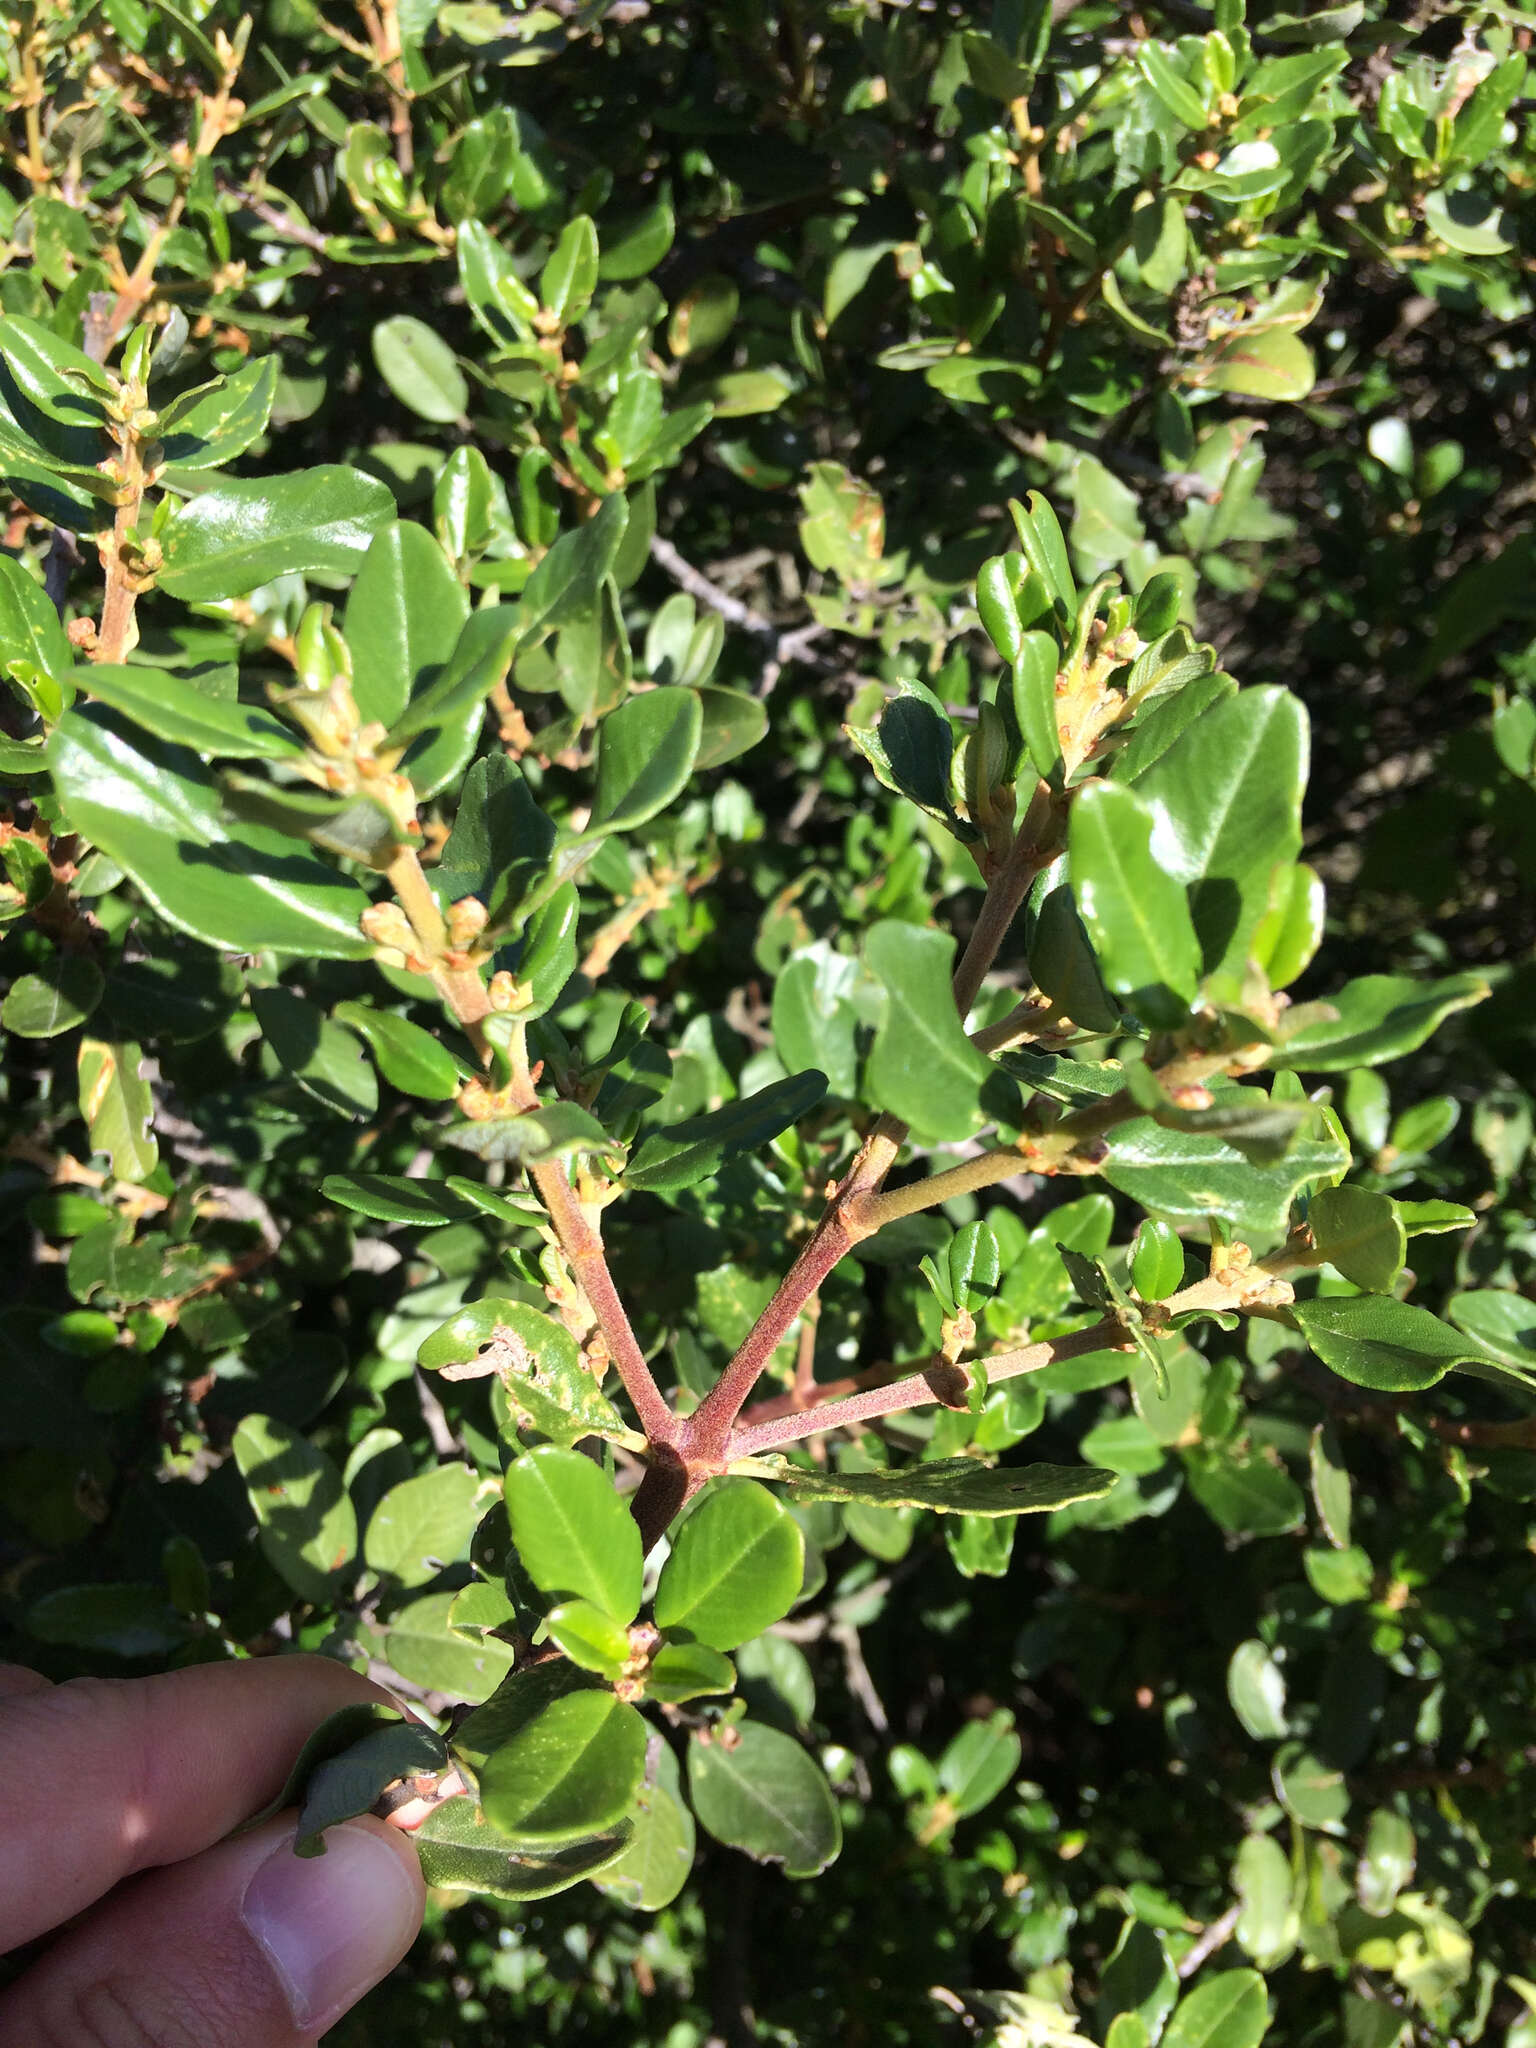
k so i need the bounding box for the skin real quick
[0,1655,427,2047]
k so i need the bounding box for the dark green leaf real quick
[1293,1294,1487,1392]
[1104,1117,1349,1234]
[159,467,395,600]
[3,954,104,1038]
[343,521,470,729]
[688,1720,841,1878]
[77,663,303,759]
[233,1412,357,1604]
[373,316,468,422]
[322,1174,482,1227]
[503,1444,643,1621]
[252,987,379,1120]
[625,1070,827,1193]
[1070,781,1200,1030]
[864,920,995,1142]
[479,1692,648,1844]
[764,1458,1115,1516]
[592,1741,695,1910]
[294,1718,448,1854]
[333,1003,460,1099]
[1271,973,1488,1070]
[1307,1186,1405,1292]
[414,1795,632,1901]
[587,686,703,834]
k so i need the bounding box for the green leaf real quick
[3,954,104,1038]
[1272,1741,1348,1833]
[643,1642,737,1705]
[1271,973,1488,1070]
[688,1720,841,1878]
[939,1709,1022,1818]
[863,920,995,1143]
[438,752,554,924]
[1357,1809,1415,1917]
[414,1794,632,1902]
[1307,1186,1405,1292]
[419,1298,629,1448]
[1026,864,1121,1034]
[1310,1423,1352,1547]
[1162,1969,1270,2048]
[77,663,303,759]
[1292,1294,1483,1392]
[1012,629,1064,786]
[587,685,703,834]
[1070,781,1200,1029]
[159,467,395,601]
[157,356,278,471]
[772,944,860,1098]
[293,1717,448,1855]
[694,685,768,771]
[48,709,372,959]
[77,1036,158,1183]
[1130,1219,1184,1302]
[503,1443,643,1621]
[876,694,958,822]
[387,1589,518,1699]
[1251,863,1325,990]
[479,1691,648,1844]
[0,553,72,690]
[1446,1290,1536,1372]
[233,1412,357,1605]
[1234,1832,1297,1970]
[343,521,470,729]
[373,315,469,422]
[1184,1445,1305,1536]
[1104,1116,1349,1234]
[1099,1920,1177,2044]
[544,1598,631,1677]
[592,1741,695,1910]
[1228,1639,1288,1740]
[27,1583,194,1658]
[1139,42,1209,127]
[764,1458,1115,1516]
[625,1070,828,1193]
[1200,326,1315,402]
[322,1174,482,1227]
[333,1003,460,1100]
[541,214,600,325]
[519,494,628,641]
[389,604,519,746]
[1135,687,1308,984]
[364,1463,485,1587]
[253,986,379,1121]
[654,1479,803,1651]
[440,1102,619,1169]
[1010,492,1076,613]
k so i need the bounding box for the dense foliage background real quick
[2,1,1534,2043]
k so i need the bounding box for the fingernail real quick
[241,1823,421,2030]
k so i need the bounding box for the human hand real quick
[0,1655,426,2046]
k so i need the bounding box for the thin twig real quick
[1178,1903,1242,1979]
[648,534,828,695]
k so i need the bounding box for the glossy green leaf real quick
[440,1103,619,1168]
[1104,1117,1349,1234]
[654,1479,803,1650]
[1099,1919,1177,2043]
[48,709,372,959]
[1310,1423,1352,1547]
[414,1795,632,1902]
[544,1598,631,1677]
[1026,864,1121,1034]
[233,1412,357,1605]
[3,954,103,1037]
[480,1691,648,1844]
[587,685,703,834]
[519,493,627,641]
[1012,629,1064,786]
[333,1003,459,1099]
[592,1740,695,1910]
[688,1719,841,1878]
[77,663,302,759]
[1070,780,1200,1029]
[939,1709,1021,1818]
[159,466,395,600]
[1308,1186,1405,1292]
[1271,973,1488,1071]
[1293,1294,1483,1392]
[541,214,599,324]
[764,1458,1115,1516]
[420,1297,628,1446]
[864,920,995,1142]
[643,1642,737,1705]
[1130,1218,1184,1302]
[364,1463,485,1587]
[1251,862,1325,990]
[0,552,74,690]
[503,1444,643,1621]
[389,604,518,746]
[1010,491,1076,612]
[625,1069,827,1193]
[343,521,470,729]
[157,356,278,470]
[27,1583,194,1658]
[253,986,379,1120]
[1136,687,1307,984]
[373,315,468,422]
[1162,1969,1271,2048]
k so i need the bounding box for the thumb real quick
[0,1813,424,2047]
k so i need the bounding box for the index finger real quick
[0,1654,395,1952]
